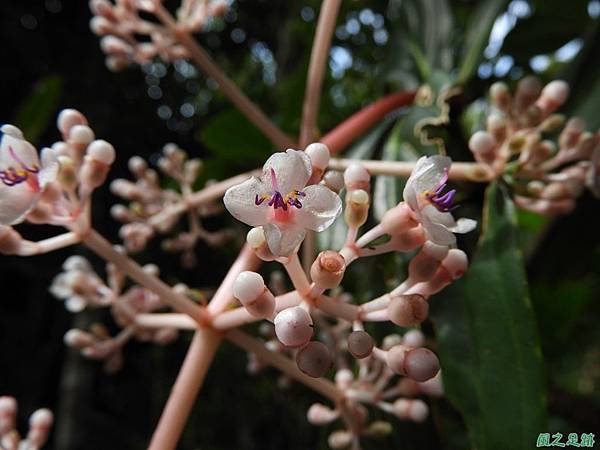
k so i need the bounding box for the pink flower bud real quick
[274,306,313,347]
[296,341,332,378]
[100,36,133,57]
[68,124,95,146]
[305,143,330,170]
[537,80,569,115]
[403,347,440,382]
[489,82,511,112]
[328,430,353,449]
[514,76,542,114]
[382,334,403,350]
[246,227,276,261]
[386,344,410,375]
[390,226,426,252]
[335,368,354,389]
[64,329,95,349]
[387,294,429,327]
[89,16,113,35]
[393,399,429,422]
[343,163,370,191]
[347,330,374,359]
[419,372,444,397]
[80,157,110,192]
[310,251,346,289]
[381,202,416,235]
[323,170,345,193]
[57,109,88,136]
[344,189,369,228]
[408,249,442,282]
[441,249,468,279]
[487,114,507,143]
[87,140,115,165]
[403,329,425,348]
[559,117,586,149]
[233,271,275,318]
[307,403,339,425]
[29,408,53,430]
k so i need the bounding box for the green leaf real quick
[199,109,272,163]
[13,75,63,145]
[457,0,509,84]
[430,181,547,450]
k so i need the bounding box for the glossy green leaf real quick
[14,75,63,145]
[457,0,509,84]
[199,109,272,163]
[430,181,547,450]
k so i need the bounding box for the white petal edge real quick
[262,149,311,194]
[449,218,477,234]
[39,147,60,189]
[223,177,270,227]
[295,184,342,232]
[263,223,306,257]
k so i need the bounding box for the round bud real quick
[343,163,370,190]
[296,341,332,378]
[63,255,91,272]
[110,204,130,221]
[388,294,429,327]
[489,82,511,111]
[394,399,429,422]
[422,241,448,261]
[323,170,345,193]
[328,430,353,450]
[69,125,95,145]
[381,202,416,235]
[335,368,354,389]
[541,80,569,106]
[307,403,338,425]
[65,297,86,313]
[517,76,542,98]
[128,156,147,174]
[403,329,425,348]
[404,347,440,382]
[344,189,369,228]
[441,249,468,279]
[382,334,403,350]
[305,143,330,170]
[233,271,265,304]
[57,109,87,136]
[63,329,95,348]
[88,140,115,165]
[143,263,159,275]
[469,131,496,155]
[347,330,374,359]
[0,396,17,414]
[310,251,346,289]
[408,250,441,282]
[386,345,410,375]
[419,372,444,397]
[246,227,266,249]
[29,408,53,428]
[274,306,313,347]
[348,188,369,205]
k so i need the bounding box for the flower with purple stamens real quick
[403,155,477,246]
[224,148,341,256]
[0,124,59,225]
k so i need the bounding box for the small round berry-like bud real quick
[29,408,53,429]
[323,170,345,193]
[69,124,95,146]
[87,140,115,165]
[63,329,95,348]
[57,109,87,136]
[382,334,403,350]
[486,113,506,141]
[559,117,586,149]
[80,157,110,192]
[381,202,416,235]
[110,204,130,222]
[128,156,147,175]
[0,396,17,415]
[403,329,426,348]
[310,251,346,289]
[404,347,440,382]
[393,398,429,422]
[441,249,468,279]
[469,131,496,155]
[233,271,265,304]
[328,430,353,449]
[343,163,370,190]
[246,227,266,249]
[296,341,332,378]
[307,403,339,425]
[305,143,330,170]
[335,368,354,389]
[349,188,369,204]
[386,344,410,375]
[489,82,511,111]
[347,330,374,359]
[274,306,313,347]
[388,294,429,327]
[344,189,369,228]
[541,80,569,106]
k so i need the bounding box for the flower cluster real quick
[89,0,229,71]
[468,77,600,216]
[110,143,232,265]
[225,145,475,448]
[0,396,53,450]
[51,255,179,373]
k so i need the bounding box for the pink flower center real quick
[0,145,40,190]
[254,168,306,214]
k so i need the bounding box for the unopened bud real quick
[68,124,95,146]
[88,139,116,165]
[408,249,442,282]
[57,109,88,136]
[274,306,313,347]
[307,403,339,425]
[489,82,511,112]
[64,329,95,348]
[323,170,345,193]
[381,202,416,235]
[344,189,369,228]
[305,143,330,170]
[80,157,110,192]
[335,368,354,389]
[441,249,468,279]
[367,421,393,437]
[343,163,370,191]
[246,227,276,261]
[310,251,345,289]
[328,430,353,449]
[515,76,541,115]
[537,80,569,115]
[393,399,429,422]
[404,347,440,382]
[486,114,507,143]
[388,294,429,327]
[382,334,403,350]
[403,329,425,348]
[233,271,275,318]
[296,341,332,378]
[347,330,374,359]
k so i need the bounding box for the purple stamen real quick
[425,169,458,212]
[255,195,265,206]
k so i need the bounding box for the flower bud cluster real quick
[89,0,229,70]
[469,77,600,216]
[110,143,232,265]
[0,396,53,450]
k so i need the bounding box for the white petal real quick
[39,147,60,189]
[0,183,40,225]
[295,184,342,232]
[263,223,306,257]
[403,155,451,207]
[0,129,40,169]
[262,149,311,194]
[421,204,457,228]
[223,177,270,227]
[449,218,477,234]
[420,215,457,246]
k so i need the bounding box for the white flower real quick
[224,149,342,256]
[403,155,477,246]
[0,125,59,225]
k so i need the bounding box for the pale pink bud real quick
[386,344,410,374]
[404,347,440,382]
[28,408,53,430]
[343,163,370,191]
[388,294,429,327]
[344,189,369,228]
[328,430,353,449]
[274,306,313,347]
[393,398,429,422]
[419,371,444,397]
[381,202,416,235]
[68,124,95,145]
[296,341,332,378]
[0,396,16,436]
[323,170,345,193]
[307,403,339,425]
[396,377,421,396]
[347,330,374,359]
[441,249,468,279]
[305,143,330,170]
[153,327,178,345]
[382,334,403,350]
[469,130,497,165]
[87,139,115,165]
[246,227,276,261]
[106,55,130,72]
[487,114,507,143]
[335,368,354,389]
[110,204,130,222]
[100,36,133,57]
[89,0,115,19]
[514,76,541,114]
[233,271,275,318]
[559,117,586,149]
[390,226,426,252]
[403,329,426,348]
[89,16,113,35]
[489,82,511,112]
[64,329,95,348]
[80,157,110,191]
[408,249,442,282]
[536,80,569,114]
[208,0,229,17]
[57,109,88,137]
[310,251,345,289]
